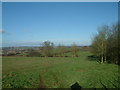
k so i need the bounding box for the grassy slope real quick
[2,51,119,88]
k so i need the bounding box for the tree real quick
[91,35,101,59]
[91,25,109,63]
[106,23,119,64]
[41,41,54,57]
[27,49,41,57]
[91,23,119,65]
[71,43,79,57]
[57,44,66,57]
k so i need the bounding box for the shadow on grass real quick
[99,80,108,90]
[87,55,100,63]
[99,75,120,89]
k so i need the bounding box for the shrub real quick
[27,50,41,57]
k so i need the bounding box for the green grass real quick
[2,51,119,88]
[0,56,2,89]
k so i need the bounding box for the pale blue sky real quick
[2,2,118,47]
[0,2,1,29]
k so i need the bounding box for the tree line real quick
[27,41,80,57]
[28,22,119,65]
[91,23,120,65]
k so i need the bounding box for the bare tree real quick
[91,25,109,63]
[91,23,120,64]
[71,43,79,57]
[106,23,119,64]
[41,41,54,57]
[57,44,66,57]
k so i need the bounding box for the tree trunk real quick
[101,56,103,63]
[104,55,106,63]
[101,40,104,63]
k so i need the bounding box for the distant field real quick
[2,51,119,88]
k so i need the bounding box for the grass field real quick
[2,51,119,88]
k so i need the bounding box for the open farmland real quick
[2,51,119,88]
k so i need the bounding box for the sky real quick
[2,2,118,47]
[0,2,1,30]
